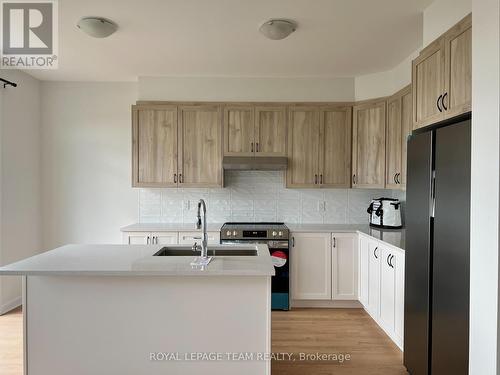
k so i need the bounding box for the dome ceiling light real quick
[77,17,118,38]
[259,19,297,40]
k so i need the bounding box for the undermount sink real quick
[154,246,257,257]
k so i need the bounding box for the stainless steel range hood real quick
[222,156,288,171]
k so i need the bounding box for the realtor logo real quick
[1,0,58,69]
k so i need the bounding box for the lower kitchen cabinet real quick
[291,232,332,300]
[331,233,358,300]
[358,233,405,349]
[178,231,220,245]
[358,235,370,307]
[367,239,381,317]
[291,232,358,301]
[380,246,405,346]
[122,231,178,245]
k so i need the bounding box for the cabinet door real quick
[400,88,412,189]
[367,240,381,317]
[291,232,332,300]
[132,106,178,187]
[123,232,151,245]
[394,250,405,346]
[352,101,386,188]
[380,246,396,333]
[443,14,472,120]
[319,107,352,188]
[332,233,358,300]
[358,235,370,308]
[412,38,445,129]
[178,231,220,245]
[224,106,254,156]
[178,105,223,187]
[152,232,178,245]
[286,107,321,188]
[385,95,402,189]
[255,106,287,157]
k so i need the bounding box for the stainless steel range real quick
[220,222,290,310]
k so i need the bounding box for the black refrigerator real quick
[404,117,470,375]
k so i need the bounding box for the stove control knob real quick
[278,231,283,237]
[272,231,277,237]
[232,230,237,236]
[226,230,232,237]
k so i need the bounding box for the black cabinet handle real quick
[393,174,397,184]
[374,247,378,259]
[174,174,177,183]
[320,174,323,184]
[437,94,443,112]
[396,173,400,184]
[256,142,259,152]
[442,92,448,111]
[292,237,295,247]
[389,255,395,268]
[179,174,183,183]
[387,254,391,267]
[251,142,254,153]
[352,174,356,185]
[315,174,318,184]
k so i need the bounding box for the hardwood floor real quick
[272,308,408,375]
[0,307,22,375]
[0,307,406,375]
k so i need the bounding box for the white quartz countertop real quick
[0,244,275,277]
[121,223,405,250]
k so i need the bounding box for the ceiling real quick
[27,0,433,81]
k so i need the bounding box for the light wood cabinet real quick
[254,106,287,156]
[287,106,351,188]
[291,232,332,300]
[331,233,358,300]
[287,107,321,188]
[223,105,286,157]
[412,13,471,129]
[132,105,178,187]
[443,13,472,119]
[224,106,254,156]
[178,105,223,187]
[352,100,386,189]
[386,85,412,190]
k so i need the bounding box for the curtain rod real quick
[0,78,17,88]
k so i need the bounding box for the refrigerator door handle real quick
[431,170,436,218]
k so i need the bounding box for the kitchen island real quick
[0,244,274,375]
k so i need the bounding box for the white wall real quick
[138,76,355,102]
[40,82,138,250]
[423,0,472,46]
[0,70,42,313]
[354,50,419,101]
[470,0,500,373]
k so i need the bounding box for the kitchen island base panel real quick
[24,275,271,375]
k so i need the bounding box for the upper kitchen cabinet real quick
[224,105,286,157]
[443,13,472,119]
[412,14,471,129]
[223,106,255,156]
[132,105,178,188]
[178,105,223,187]
[287,107,321,188]
[319,106,352,188]
[287,106,352,188]
[386,85,412,190]
[254,106,287,156]
[352,100,386,189]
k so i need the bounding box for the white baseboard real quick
[291,299,362,308]
[0,296,22,315]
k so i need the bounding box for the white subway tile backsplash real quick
[138,171,405,225]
